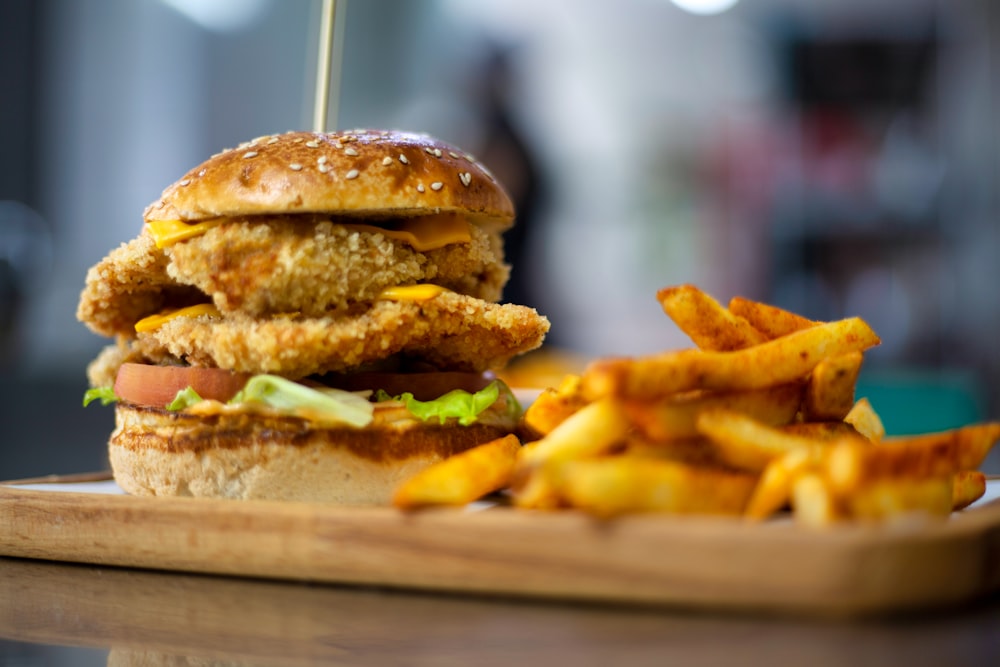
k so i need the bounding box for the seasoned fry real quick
[657,284,767,351]
[727,296,816,339]
[802,352,863,422]
[502,284,998,525]
[559,458,758,518]
[582,317,880,400]
[517,397,630,468]
[843,397,885,443]
[791,474,844,527]
[392,434,522,509]
[826,423,1000,494]
[522,374,587,438]
[952,470,987,511]
[623,382,804,443]
[622,436,724,468]
[845,476,953,522]
[695,409,831,473]
[745,448,817,520]
[510,453,565,510]
[780,421,868,443]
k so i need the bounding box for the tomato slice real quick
[324,371,494,402]
[114,363,252,408]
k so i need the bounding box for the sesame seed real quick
[318,164,330,173]
[242,151,258,159]
[198,169,207,177]
[431,181,443,191]
[424,147,442,157]
[267,137,280,144]
[381,156,393,166]
[293,137,304,143]
[289,163,303,171]
[417,183,425,193]
[305,140,319,148]
[399,154,409,164]
[179,179,191,186]
[449,151,460,158]
[344,147,359,157]
[346,169,359,179]
[459,172,472,187]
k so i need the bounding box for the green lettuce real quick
[230,374,374,428]
[375,380,519,426]
[166,386,203,411]
[82,386,118,407]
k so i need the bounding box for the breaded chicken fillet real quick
[78,129,549,505]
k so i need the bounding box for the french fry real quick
[657,284,767,351]
[843,397,885,443]
[622,436,724,468]
[826,423,1000,495]
[727,296,816,339]
[802,352,863,422]
[952,470,987,511]
[791,473,844,527]
[780,421,868,443]
[744,448,818,520]
[517,397,630,468]
[522,374,587,438]
[695,409,833,473]
[559,458,758,518]
[392,434,522,509]
[510,455,565,510]
[845,476,953,522]
[582,317,880,400]
[623,382,804,444]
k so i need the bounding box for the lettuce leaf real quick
[376,380,518,426]
[230,374,374,428]
[83,386,118,407]
[166,386,203,411]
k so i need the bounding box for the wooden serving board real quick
[2,476,999,617]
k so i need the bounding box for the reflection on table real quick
[1,556,999,667]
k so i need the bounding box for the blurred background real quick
[0,0,997,478]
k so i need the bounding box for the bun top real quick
[144,130,515,230]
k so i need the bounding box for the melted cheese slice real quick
[377,284,450,302]
[145,213,472,252]
[134,303,220,333]
[342,214,472,252]
[146,219,225,248]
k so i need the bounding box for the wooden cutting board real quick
[2,476,999,617]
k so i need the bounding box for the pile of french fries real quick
[393,285,1000,527]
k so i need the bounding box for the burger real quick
[77,129,549,505]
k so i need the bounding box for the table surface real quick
[2,556,999,667]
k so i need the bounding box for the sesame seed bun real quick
[144,129,515,231]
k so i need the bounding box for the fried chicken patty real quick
[88,290,548,382]
[168,217,510,316]
[78,217,510,338]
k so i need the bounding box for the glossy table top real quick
[2,556,999,666]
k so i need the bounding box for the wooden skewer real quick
[313,0,340,132]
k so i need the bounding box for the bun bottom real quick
[109,403,512,505]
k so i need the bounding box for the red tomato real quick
[325,371,494,401]
[114,363,252,408]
